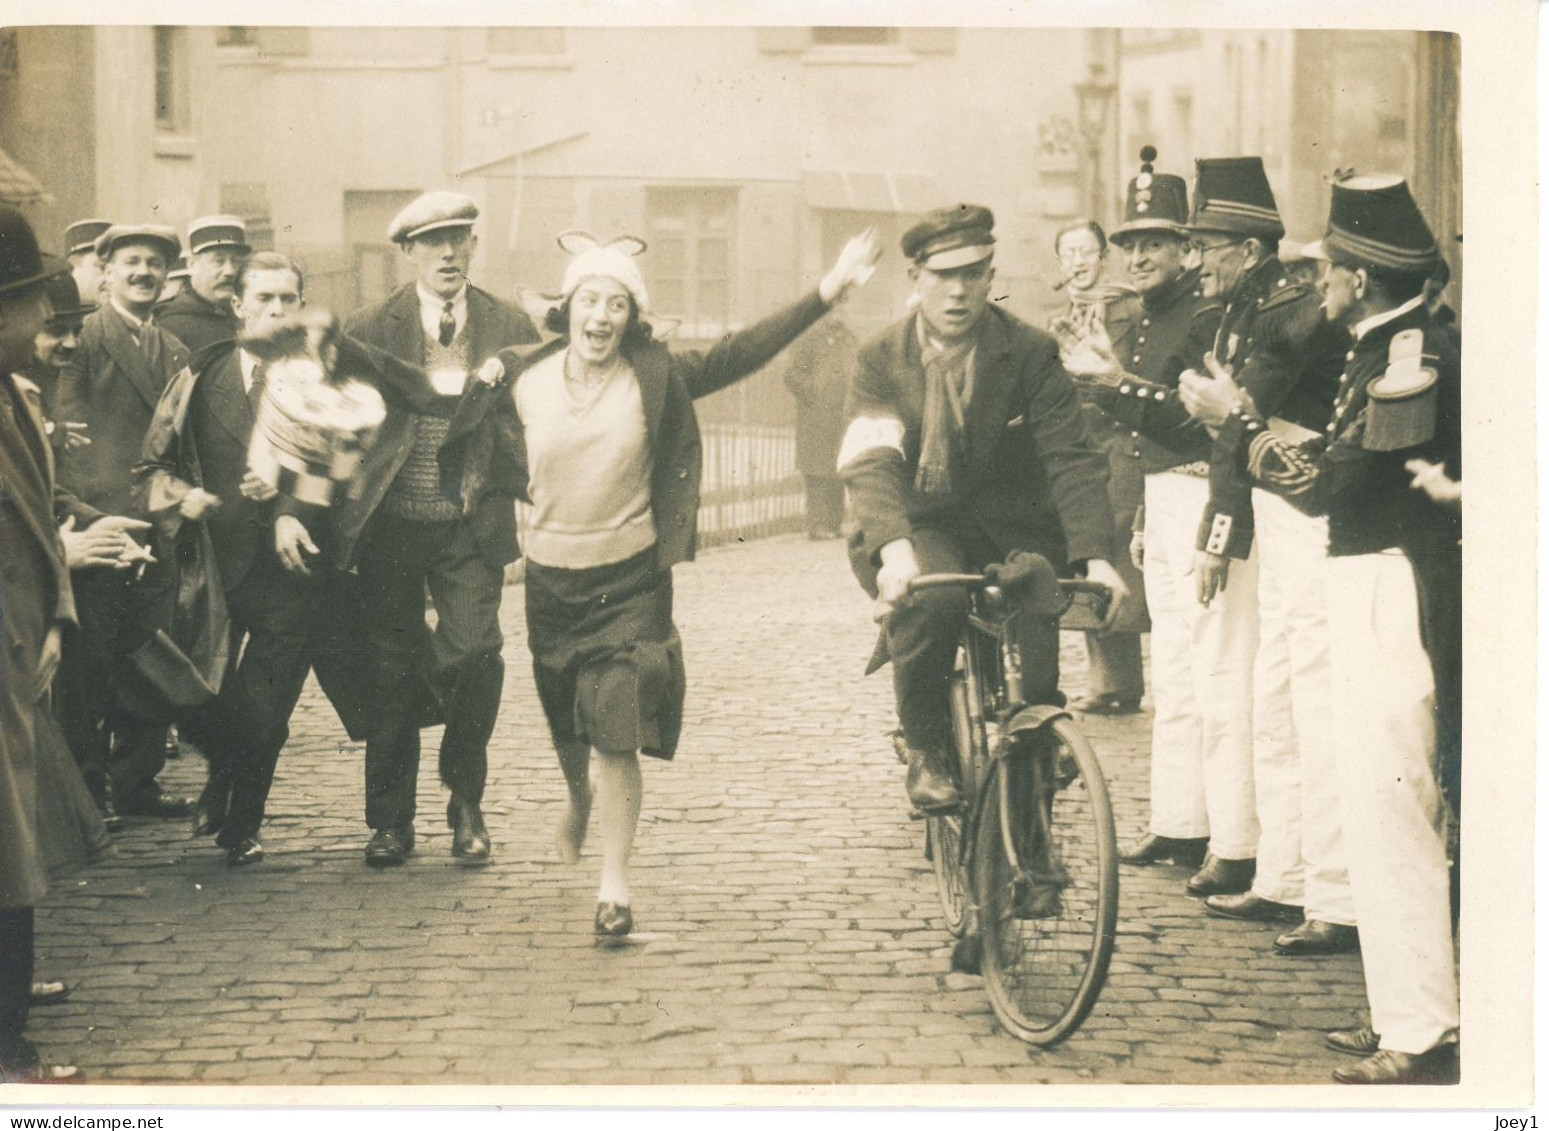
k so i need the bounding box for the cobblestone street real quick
[28,534,1375,1089]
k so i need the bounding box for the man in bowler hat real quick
[840,204,1125,816]
[0,207,82,1081]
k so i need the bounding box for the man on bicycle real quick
[839,204,1127,815]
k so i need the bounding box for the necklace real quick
[561,348,622,416]
[564,349,620,389]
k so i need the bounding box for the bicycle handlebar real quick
[904,573,1114,601]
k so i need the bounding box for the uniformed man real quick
[1107,157,1359,944]
[1189,174,1460,1086]
[1076,155,1259,900]
[155,216,249,353]
[63,218,111,307]
[839,204,1126,815]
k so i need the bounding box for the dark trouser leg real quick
[217,559,318,847]
[424,523,506,808]
[1083,631,1144,701]
[805,476,845,537]
[0,907,34,1069]
[53,571,118,806]
[356,516,442,831]
[107,717,172,810]
[881,529,971,754]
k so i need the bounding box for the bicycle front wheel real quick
[973,716,1118,1046]
[928,670,978,938]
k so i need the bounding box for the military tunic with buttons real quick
[1084,265,1242,555]
[1215,297,1461,815]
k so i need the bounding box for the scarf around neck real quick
[914,316,977,497]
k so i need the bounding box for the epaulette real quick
[1363,327,1438,451]
[1254,284,1324,348]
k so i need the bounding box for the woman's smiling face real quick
[568,277,634,367]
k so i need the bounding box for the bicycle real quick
[906,559,1119,1047]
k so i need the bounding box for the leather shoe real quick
[1069,692,1142,716]
[447,796,491,864]
[1203,891,1301,922]
[1274,919,1359,956]
[594,902,633,938]
[1326,1027,1382,1057]
[904,746,960,815]
[225,838,264,867]
[116,792,197,819]
[1186,855,1256,897]
[1119,833,1208,868]
[364,825,414,867]
[191,802,225,837]
[1332,1044,1459,1085]
[29,981,70,1007]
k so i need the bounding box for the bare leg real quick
[554,738,592,865]
[594,747,642,907]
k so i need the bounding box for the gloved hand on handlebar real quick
[984,551,1063,615]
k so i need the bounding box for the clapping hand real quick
[179,487,221,521]
[1179,353,1248,428]
[819,227,882,305]
[239,471,279,502]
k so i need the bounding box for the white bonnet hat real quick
[558,231,650,314]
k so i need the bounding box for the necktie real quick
[248,360,268,417]
[438,300,456,347]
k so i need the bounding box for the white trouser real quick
[1142,472,1259,858]
[1327,550,1458,1054]
[1248,489,1355,923]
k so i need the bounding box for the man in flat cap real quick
[840,204,1125,818]
[64,219,111,308]
[55,224,196,821]
[1189,174,1460,1086]
[0,206,82,1082]
[156,216,250,354]
[295,190,537,867]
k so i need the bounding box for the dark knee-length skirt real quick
[525,547,685,760]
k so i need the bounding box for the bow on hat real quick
[557,230,651,315]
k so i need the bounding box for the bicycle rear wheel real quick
[973,716,1118,1046]
[928,669,979,937]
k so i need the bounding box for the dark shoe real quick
[29,981,70,1007]
[116,792,197,819]
[191,802,225,838]
[0,1039,83,1084]
[949,934,983,976]
[1069,692,1142,716]
[364,826,414,868]
[1327,1027,1382,1057]
[1332,1044,1459,1085]
[1186,855,1256,897]
[447,796,491,865]
[1119,833,1208,868]
[1274,919,1360,956]
[225,838,264,867]
[594,902,633,938]
[97,799,124,834]
[904,746,960,815]
[1203,891,1301,922]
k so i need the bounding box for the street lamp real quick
[1074,62,1118,221]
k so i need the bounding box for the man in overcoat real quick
[55,224,195,819]
[155,216,248,354]
[839,205,1126,815]
[306,191,538,867]
[0,208,80,1082]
